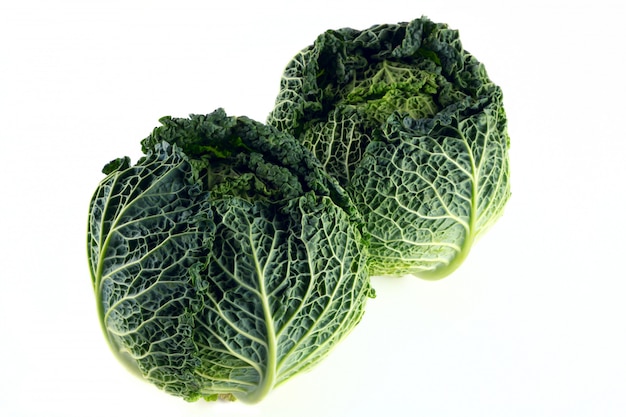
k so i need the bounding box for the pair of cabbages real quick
[87,17,509,404]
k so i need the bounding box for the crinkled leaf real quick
[352,101,509,279]
[87,142,214,398]
[191,194,370,403]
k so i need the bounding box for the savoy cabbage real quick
[87,16,511,406]
[87,109,373,403]
[268,17,510,279]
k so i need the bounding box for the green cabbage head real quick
[268,17,511,280]
[87,109,372,403]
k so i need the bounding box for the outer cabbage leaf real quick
[87,109,372,403]
[87,142,214,397]
[268,17,510,279]
[193,194,369,403]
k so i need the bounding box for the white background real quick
[2,1,625,416]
